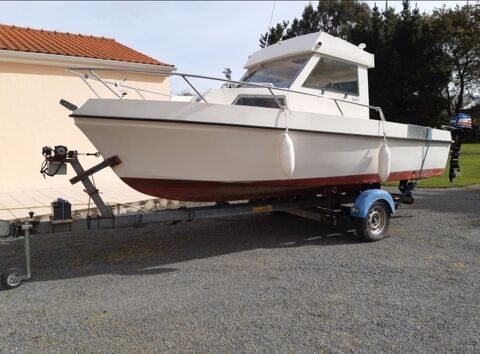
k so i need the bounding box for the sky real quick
[0,1,471,92]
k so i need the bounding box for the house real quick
[0,24,175,198]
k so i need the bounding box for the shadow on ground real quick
[0,213,362,287]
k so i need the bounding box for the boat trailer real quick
[1,145,416,290]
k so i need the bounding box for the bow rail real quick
[67,67,387,119]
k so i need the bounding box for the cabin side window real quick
[302,57,359,95]
[233,95,286,109]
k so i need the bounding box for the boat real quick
[67,32,453,202]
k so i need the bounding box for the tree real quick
[260,21,289,48]
[431,5,480,115]
[257,0,477,127]
[222,67,232,81]
[222,67,235,88]
[373,0,450,126]
[259,1,371,48]
[316,0,371,39]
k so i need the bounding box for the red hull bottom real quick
[121,168,444,202]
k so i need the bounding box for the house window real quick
[302,57,359,95]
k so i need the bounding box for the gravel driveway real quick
[0,186,479,353]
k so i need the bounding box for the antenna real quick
[278,26,288,45]
[264,1,276,46]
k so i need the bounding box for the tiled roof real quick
[0,24,173,67]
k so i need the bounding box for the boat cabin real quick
[204,32,374,119]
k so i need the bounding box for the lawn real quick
[386,143,480,188]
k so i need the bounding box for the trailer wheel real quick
[1,268,24,290]
[354,201,390,242]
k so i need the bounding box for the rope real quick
[418,127,432,179]
[283,105,291,134]
[377,107,388,144]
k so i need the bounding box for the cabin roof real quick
[245,32,374,69]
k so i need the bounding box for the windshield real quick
[242,55,310,88]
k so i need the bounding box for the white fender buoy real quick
[378,143,391,181]
[279,133,295,177]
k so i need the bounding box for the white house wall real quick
[0,62,169,193]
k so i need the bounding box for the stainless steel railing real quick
[68,69,172,100]
[67,67,387,120]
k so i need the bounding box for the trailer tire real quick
[354,201,390,242]
[1,268,24,290]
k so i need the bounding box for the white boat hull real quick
[72,100,451,201]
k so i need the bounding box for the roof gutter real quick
[0,49,176,72]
